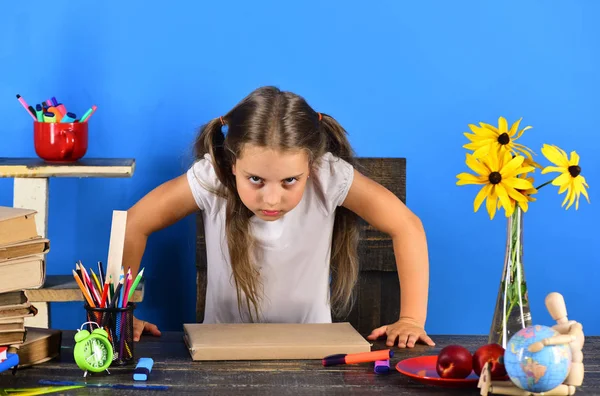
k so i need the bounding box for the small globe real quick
[503,325,572,393]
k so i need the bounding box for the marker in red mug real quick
[56,103,67,117]
[322,349,393,366]
[60,112,77,123]
[16,94,36,121]
[80,105,97,122]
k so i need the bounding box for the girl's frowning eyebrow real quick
[242,171,305,181]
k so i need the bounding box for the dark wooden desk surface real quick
[1,332,598,395]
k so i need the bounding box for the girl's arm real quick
[125,173,199,341]
[342,169,434,347]
[124,174,199,278]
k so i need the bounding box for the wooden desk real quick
[1,333,598,395]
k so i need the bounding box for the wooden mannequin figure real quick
[478,292,584,396]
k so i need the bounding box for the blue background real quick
[1,1,598,336]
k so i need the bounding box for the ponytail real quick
[193,117,231,195]
[319,113,355,164]
[318,113,360,318]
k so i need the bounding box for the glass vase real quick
[488,205,532,348]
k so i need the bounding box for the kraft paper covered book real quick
[183,322,371,361]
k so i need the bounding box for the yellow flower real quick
[522,156,543,173]
[541,144,590,210]
[463,117,534,160]
[513,157,539,212]
[456,150,535,220]
[516,175,537,212]
[498,175,537,213]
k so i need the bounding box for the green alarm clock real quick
[73,322,114,377]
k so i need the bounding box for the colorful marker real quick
[47,106,63,122]
[133,357,154,381]
[56,103,67,116]
[322,349,394,366]
[16,94,36,121]
[60,112,77,123]
[80,105,97,122]
[374,359,390,374]
[35,104,44,122]
[43,112,56,123]
[51,96,58,106]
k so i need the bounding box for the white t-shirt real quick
[186,152,355,324]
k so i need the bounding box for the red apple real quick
[472,343,507,378]
[436,345,473,379]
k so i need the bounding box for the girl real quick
[123,86,435,349]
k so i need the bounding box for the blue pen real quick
[61,112,76,123]
[51,97,58,106]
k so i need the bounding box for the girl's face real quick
[232,144,310,221]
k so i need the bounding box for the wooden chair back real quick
[195,157,406,336]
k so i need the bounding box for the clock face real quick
[81,338,110,369]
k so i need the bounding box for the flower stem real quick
[500,300,517,345]
[535,180,553,190]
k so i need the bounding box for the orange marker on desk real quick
[322,349,393,366]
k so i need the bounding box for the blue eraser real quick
[133,357,154,381]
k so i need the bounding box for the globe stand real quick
[478,292,584,396]
[478,362,576,395]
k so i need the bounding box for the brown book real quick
[0,254,46,294]
[0,329,26,346]
[0,317,25,332]
[183,322,371,361]
[0,302,37,320]
[7,327,62,368]
[0,291,28,306]
[0,207,39,246]
[0,237,49,261]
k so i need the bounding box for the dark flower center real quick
[568,165,581,177]
[498,133,510,145]
[489,171,502,185]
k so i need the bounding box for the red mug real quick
[34,121,88,162]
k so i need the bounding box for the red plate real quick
[395,355,479,388]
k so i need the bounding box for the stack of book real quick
[0,206,48,347]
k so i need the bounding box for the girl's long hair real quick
[193,86,359,321]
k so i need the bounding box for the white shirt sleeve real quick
[186,154,223,214]
[311,152,355,215]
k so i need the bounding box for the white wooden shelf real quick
[0,157,138,328]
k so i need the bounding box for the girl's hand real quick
[133,316,162,342]
[367,318,435,348]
